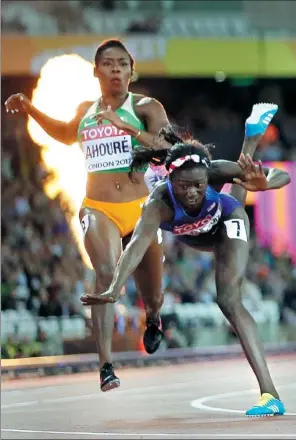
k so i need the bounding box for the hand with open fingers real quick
[97,105,125,130]
[234,153,268,192]
[5,93,32,115]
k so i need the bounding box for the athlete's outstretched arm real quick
[98,199,163,303]
[27,101,93,145]
[5,93,92,145]
[209,154,291,191]
[235,155,291,191]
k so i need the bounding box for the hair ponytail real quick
[128,124,214,182]
[158,126,184,145]
[128,147,169,181]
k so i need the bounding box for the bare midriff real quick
[86,171,148,203]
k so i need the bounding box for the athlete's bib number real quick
[224,219,248,242]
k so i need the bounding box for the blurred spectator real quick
[163,321,188,349]
[83,0,115,10]
[255,85,294,160]
[127,16,161,34]
[1,116,87,321]
[280,270,296,326]
[99,0,115,10]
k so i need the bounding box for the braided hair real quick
[129,125,213,181]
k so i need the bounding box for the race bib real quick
[224,219,248,242]
[80,214,90,236]
[81,125,132,172]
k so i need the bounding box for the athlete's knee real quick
[216,280,244,316]
[216,267,245,289]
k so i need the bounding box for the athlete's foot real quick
[143,317,164,354]
[246,393,286,417]
[245,102,278,138]
[100,362,120,392]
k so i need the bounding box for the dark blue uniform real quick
[160,179,241,247]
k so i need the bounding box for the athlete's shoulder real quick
[151,178,168,197]
[144,180,168,207]
[143,180,173,222]
[132,94,168,128]
[76,100,95,119]
[133,94,163,108]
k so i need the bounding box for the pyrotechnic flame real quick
[27,54,100,268]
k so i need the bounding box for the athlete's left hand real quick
[97,105,125,130]
[234,153,268,191]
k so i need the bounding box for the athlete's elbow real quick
[64,138,74,146]
[63,133,77,146]
[279,170,291,187]
[268,169,291,190]
[52,130,74,146]
[285,171,291,184]
[63,125,78,145]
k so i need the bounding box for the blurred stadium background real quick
[1,0,296,369]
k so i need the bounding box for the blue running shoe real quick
[245,103,278,137]
[246,393,286,417]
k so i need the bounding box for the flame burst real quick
[27,54,100,268]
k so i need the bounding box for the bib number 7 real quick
[224,219,248,242]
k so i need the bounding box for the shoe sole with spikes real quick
[101,377,120,392]
[245,102,278,137]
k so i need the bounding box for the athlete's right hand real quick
[5,93,32,115]
[234,153,268,191]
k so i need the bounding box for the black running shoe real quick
[143,318,164,354]
[100,362,120,392]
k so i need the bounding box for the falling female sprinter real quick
[95,103,290,416]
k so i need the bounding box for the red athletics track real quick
[2,354,296,439]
